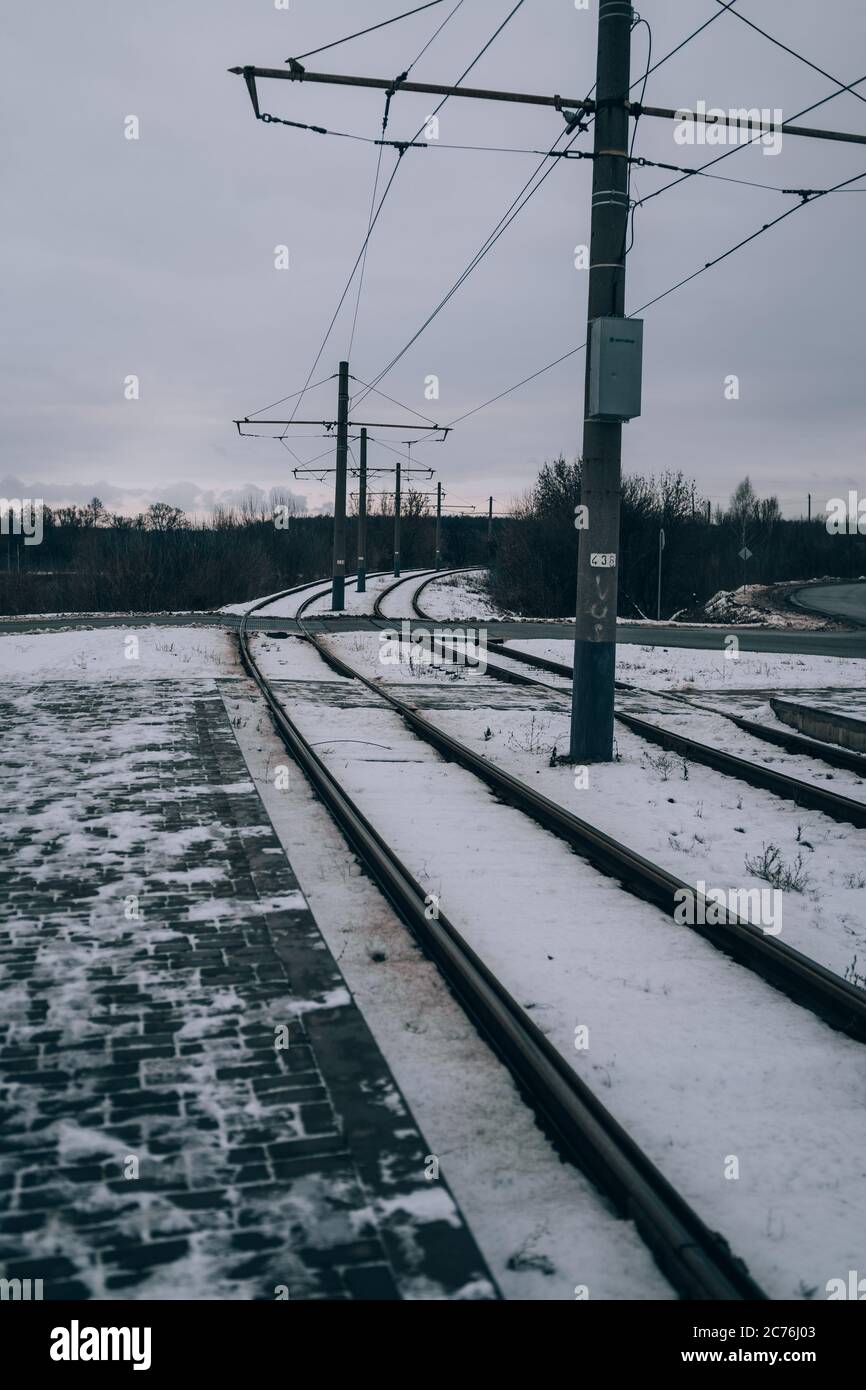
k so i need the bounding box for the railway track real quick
[372,566,484,622]
[406,572,866,783]
[237,568,403,629]
[484,637,866,782]
[395,586,866,827]
[317,573,866,1041]
[236,573,356,628]
[238,579,768,1301]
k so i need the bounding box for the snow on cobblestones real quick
[0,666,490,1300]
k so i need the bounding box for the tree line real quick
[3,472,862,618]
[489,461,866,618]
[0,494,495,614]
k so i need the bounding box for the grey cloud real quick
[0,475,307,517]
[2,1,865,519]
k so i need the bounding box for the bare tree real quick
[145,502,187,532]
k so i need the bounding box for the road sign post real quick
[657,527,665,620]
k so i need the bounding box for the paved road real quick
[790,581,866,627]
[3,584,866,657]
[303,616,866,657]
[613,621,866,659]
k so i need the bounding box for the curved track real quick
[355,574,866,1040]
[401,587,866,824]
[411,575,866,782]
[373,567,484,623]
[238,582,768,1301]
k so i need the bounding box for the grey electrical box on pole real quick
[588,317,643,422]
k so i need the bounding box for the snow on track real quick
[375,571,439,621]
[261,631,866,1299]
[304,570,428,617]
[415,570,516,622]
[508,637,866,693]
[223,677,674,1300]
[241,579,334,620]
[326,630,866,985]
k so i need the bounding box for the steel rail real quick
[314,571,866,1040]
[372,568,440,621]
[309,618,866,1044]
[473,639,866,820]
[237,574,344,630]
[727,713,866,775]
[372,566,485,622]
[484,635,866,777]
[615,708,866,827]
[238,593,767,1300]
[409,566,488,621]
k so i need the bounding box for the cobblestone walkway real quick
[0,679,495,1300]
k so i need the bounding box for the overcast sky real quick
[3,0,865,519]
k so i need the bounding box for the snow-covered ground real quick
[9,614,866,1299]
[508,637,866,692]
[305,569,429,617]
[699,584,830,628]
[253,633,348,684]
[0,625,239,681]
[372,570,440,621]
[222,580,332,618]
[0,622,678,1298]
[321,631,866,980]
[373,571,847,630]
[223,673,673,1301]
[416,570,516,622]
[257,631,866,1300]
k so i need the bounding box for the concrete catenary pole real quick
[435,480,443,569]
[357,427,368,593]
[331,359,349,610]
[569,2,633,763]
[394,456,402,578]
